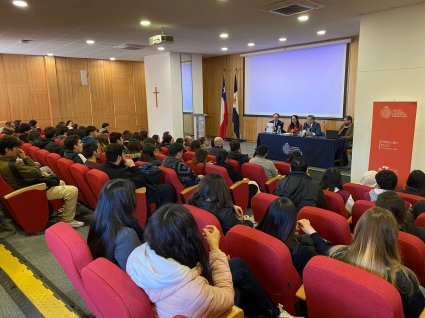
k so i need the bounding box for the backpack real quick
[137,163,163,185]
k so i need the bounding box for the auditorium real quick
[0,0,425,317]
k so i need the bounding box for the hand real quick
[242,215,252,222]
[17,149,26,159]
[124,158,135,167]
[41,171,50,177]
[202,225,221,251]
[233,205,243,217]
[297,219,317,235]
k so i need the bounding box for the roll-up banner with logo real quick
[368,102,417,186]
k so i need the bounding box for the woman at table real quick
[287,115,302,135]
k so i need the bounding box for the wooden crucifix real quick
[153,86,160,108]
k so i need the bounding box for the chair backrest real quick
[274,161,291,175]
[251,192,280,223]
[351,200,375,228]
[186,160,205,176]
[398,231,425,286]
[241,163,268,192]
[0,133,6,138]
[28,146,40,161]
[206,154,216,163]
[57,158,88,204]
[45,222,99,314]
[70,163,98,209]
[343,183,372,201]
[227,159,241,172]
[134,187,148,228]
[415,213,425,228]
[182,151,195,162]
[304,256,404,318]
[154,152,167,162]
[397,192,425,206]
[298,206,352,245]
[35,149,50,167]
[20,143,32,156]
[97,152,106,164]
[82,258,155,318]
[226,225,301,315]
[54,138,64,145]
[46,153,62,178]
[86,169,110,199]
[160,146,169,156]
[205,165,233,187]
[183,204,226,253]
[159,166,185,204]
[323,190,349,219]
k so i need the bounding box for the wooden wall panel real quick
[45,56,61,124]
[0,56,11,121]
[133,63,148,131]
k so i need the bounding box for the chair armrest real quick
[219,306,244,318]
[229,179,248,190]
[265,175,283,193]
[347,216,352,225]
[135,187,146,194]
[296,285,306,301]
[135,187,147,228]
[420,308,425,318]
[180,185,199,196]
[4,183,47,200]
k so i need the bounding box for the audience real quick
[209,137,225,156]
[97,134,110,152]
[228,140,249,166]
[359,170,377,187]
[55,124,68,140]
[152,134,160,147]
[162,143,199,187]
[63,135,86,164]
[190,140,201,152]
[81,126,99,146]
[99,122,110,134]
[320,167,354,214]
[199,136,209,149]
[162,133,173,147]
[274,156,326,210]
[369,169,398,201]
[127,139,142,160]
[192,148,208,165]
[329,207,425,318]
[249,144,278,179]
[109,132,124,145]
[29,119,38,131]
[43,126,64,155]
[28,130,46,148]
[141,144,161,166]
[175,137,184,145]
[399,170,425,197]
[65,120,73,129]
[18,123,31,143]
[258,197,329,276]
[1,121,15,135]
[184,136,193,147]
[87,179,144,271]
[83,143,101,169]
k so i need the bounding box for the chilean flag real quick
[219,77,228,138]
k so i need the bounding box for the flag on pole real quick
[232,73,240,139]
[219,76,228,138]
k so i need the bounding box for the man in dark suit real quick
[302,115,322,136]
[267,113,284,133]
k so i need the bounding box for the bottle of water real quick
[277,127,281,135]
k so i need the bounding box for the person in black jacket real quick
[257,197,329,276]
[274,156,326,210]
[228,140,249,167]
[42,126,64,155]
[265,113,284,133]
[188,173,254,234]
[99,144,174,208]
[63,135,86,164]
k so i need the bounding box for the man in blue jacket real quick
[302,115,322,136]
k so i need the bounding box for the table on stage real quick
[256,132,348,169]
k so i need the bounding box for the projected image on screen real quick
[244,43,348,118]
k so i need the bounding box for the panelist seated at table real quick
[287,115,303,135]
[338,115,354,148]
[302,115,322,136]
[265,112,284,133]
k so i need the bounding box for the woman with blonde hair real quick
[329,207,424,318]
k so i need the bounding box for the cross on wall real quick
[153,86,159,107]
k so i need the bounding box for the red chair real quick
[205,165,249,211]
[28,146,40,161]
[226,225,301,315]
[180,185,199,204]
[241,163,281,193]
[206,154,216,163]
[81,258,155,318]
[54,138,64,145]
[186,160,205,176]
[154,152,167,162]
[57,158,88,204]
[97,152,106,164]
[343,183,372,201]
[70,164,98,209]
[184,204,226,253]
[0,133,5,138]
[415,213,425,228]
[160,146,169,156]
[159,166,185,204]
[134,187,148,228]
[251,192,279,223]
[46,153,62,178]
[303,256,404,318]
[274,161,291,175]
[227,159,240,172]
[35,149,50,167]
[323,190,349,219]
[398,231,425,286]
[20,143,32,156]
[45,222,100,315]
[298,206,352,245]
[351,200,375,228]
[86,169,110,200]
[182,151,195,162]
[397,192,425,206]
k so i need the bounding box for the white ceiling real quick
[0,0,423,61]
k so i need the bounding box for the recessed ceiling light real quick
[317,30,326,35]
[109,57,116,61]
[12,1,28,7]
[140,20,151,26]
[158,47,165,51]
[221,47,228,51]
[297,15,309,22]
[86,40,95,44]
[47,53,54,57]
[279,37,287,42]
[219,33,229,39]
[247,42,255,47]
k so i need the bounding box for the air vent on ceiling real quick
[260,0,324,16]
[114,43,148,50]
[19,39,33,44]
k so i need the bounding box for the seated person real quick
[141,144,161,166]
[127,139,142,160]
[109,132,124,145]
[376,191,425,243]
[29,119,38,131]
[175,137,184,145]
[188,173,254,234]
[199,136,209,149]
[55,124,69,140]
[190,140,201,152]
[228,140,249,166]
[329,207,425,318]
[83,143,101,169]
[274,156,326,210]
[258,197,329,276]
[63,135,86,164]
[320,167,354,214]
[18,123,31,143]
[265,112,284,133]
[87,179,143,271]
[162,132,173,147]
[338,116,354,148]
[81,126,99,146]
[43,126,65,155]
[28,130,48,149]
[97,134,110,153]
[162,143,200,187]
[184,136,193,147]
[399,170,425,198]
[152,134,161,147]
[287,115,302,134]
[1,121,15,135]
[302,115,322,136]
[369,169,398,202]
[99,144,174,207]
[192,148,208,165]
[209,137,226,157]
[249,145,278,179]
[360,170,378,187]
[99,122,109,134]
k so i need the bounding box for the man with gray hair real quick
[209,136,226,157]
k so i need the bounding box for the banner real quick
[368,102,417,185]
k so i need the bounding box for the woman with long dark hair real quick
[192,148,208,165]
[257,197,329,276]
[141,143,161,166]
[87,179,143,270]
[287,115,302,134]
[320,167,354,214]
[329,207,425,318]
[400,170,425,197]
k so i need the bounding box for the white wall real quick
[192,54,204,114]
[351,3,425,182]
